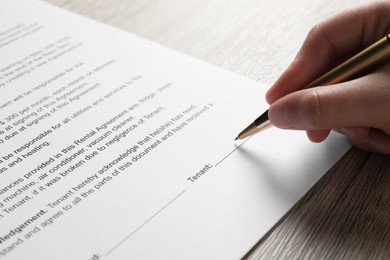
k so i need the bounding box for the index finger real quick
[266,1,390,104]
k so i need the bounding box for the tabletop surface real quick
[44,0,390,258]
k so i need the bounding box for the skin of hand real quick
[266,1,390,154]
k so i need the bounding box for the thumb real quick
[268,74,390,131]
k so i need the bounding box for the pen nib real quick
[234,137,239,141]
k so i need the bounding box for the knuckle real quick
[306,22,337,63]
[306,23,327,44]
[307,23,322,39]
[301,90,325,129]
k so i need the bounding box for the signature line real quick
[214,136,252,167]
[105,190,186,256]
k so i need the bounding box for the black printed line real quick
[214,136,253,167]
[105,190,186,256]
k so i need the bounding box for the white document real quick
[0,0,351,259]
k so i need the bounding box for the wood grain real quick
[245,147,390,259]
[44,0,390,258]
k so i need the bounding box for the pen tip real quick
[234,137,239,141]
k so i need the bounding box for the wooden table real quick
[45,0,390,258]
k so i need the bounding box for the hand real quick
[266,1,390,154]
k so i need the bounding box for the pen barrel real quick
[236,34,390,140]
[305,34,390,88]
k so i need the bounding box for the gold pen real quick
[235,33,390,140]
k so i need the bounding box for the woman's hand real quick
[266,1,390,154]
